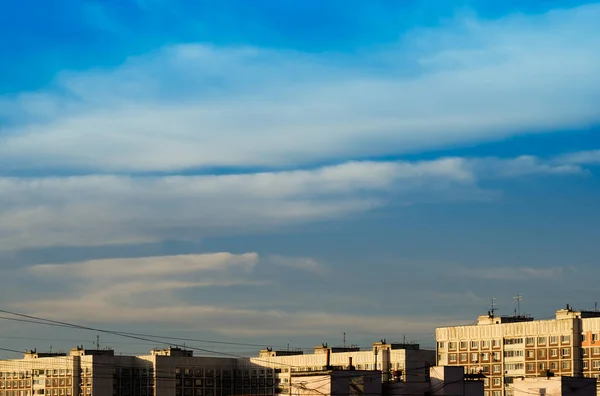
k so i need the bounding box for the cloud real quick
[0,152,590,252]
[0,157,476,251]
[1,4,599,173]
[7,251,454,338]
[456,265,576,281]
[12,297,453,338]
[555,150,600,165]
[267,255,327,274]
[31,252,258,279]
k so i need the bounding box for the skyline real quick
[1,0,599,358]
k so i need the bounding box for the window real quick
[551,362,558,370]
[504,350,524,358]
[493,365,501,373]
[449,342,457,349]
[583,361,589,369]
[593,334,599,342]
[471,353,479,362]
[484,379,489,387]
[526,337,535,345]
[582,334,587,342]
[550,336,558,344]
[582,349,588,357]
[593,347,600,355]
[593,361,600,369]
[538,337,547,345]
[562,348,570,357]
[471,341,479,349]
[493,378,502,386]
[449,354,457,362]
[527,363,534,371]
[493,391,501,396]
[482,352,490,361]
[551,349,558,357]
[527,350,535,358]
[539,363,546,370]
[460,341,468,350]
[493,340,501,348]
[561,361,570,370]
[504,338,523,345]
[482,340,490,348]
[561,335,570,344]
[505,363,524,370]
[538,349,546,358]
[438,342,445,349]
[460,353,468,362]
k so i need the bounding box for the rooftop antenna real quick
[490,298,497,318]
[343,332,346,348]
[595,302,598,313]
[96,335,100,350]
[514,293,522,317]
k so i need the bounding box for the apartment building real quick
[0,347,274,396]
[436,305,600,396]
[0,341,435,396]
[247,341,435,395]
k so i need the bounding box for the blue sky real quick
[1,0,600,358]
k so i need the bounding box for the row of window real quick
[441,336,573,350]
[531,361,571,371]
[448,347,576,363]
[175,389,274,396]
[583,361,600,369]
[177,379,275,388]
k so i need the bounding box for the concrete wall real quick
[512,376,596,396]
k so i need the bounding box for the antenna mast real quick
[514,293,523,317]
[96,335,100,350]
[343,332,346,348]
[490,298,497,318]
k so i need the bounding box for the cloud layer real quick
[0,153,590,252]
[10,251,454,338]
[1,4,599,173]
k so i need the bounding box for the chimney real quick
[326,349,331,369]
[348,357,354,370]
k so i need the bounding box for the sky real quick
[1,0,600,358]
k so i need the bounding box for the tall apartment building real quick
[436,305,600,396]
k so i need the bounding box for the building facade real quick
[436,305,600,396]
[1,342,434,396]
[249,342,435,395]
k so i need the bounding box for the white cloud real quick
[0,4,599,172]
[7,251,452,337]
[0,158,475,251]
[0,152,590,252]
[31,252,258,279]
